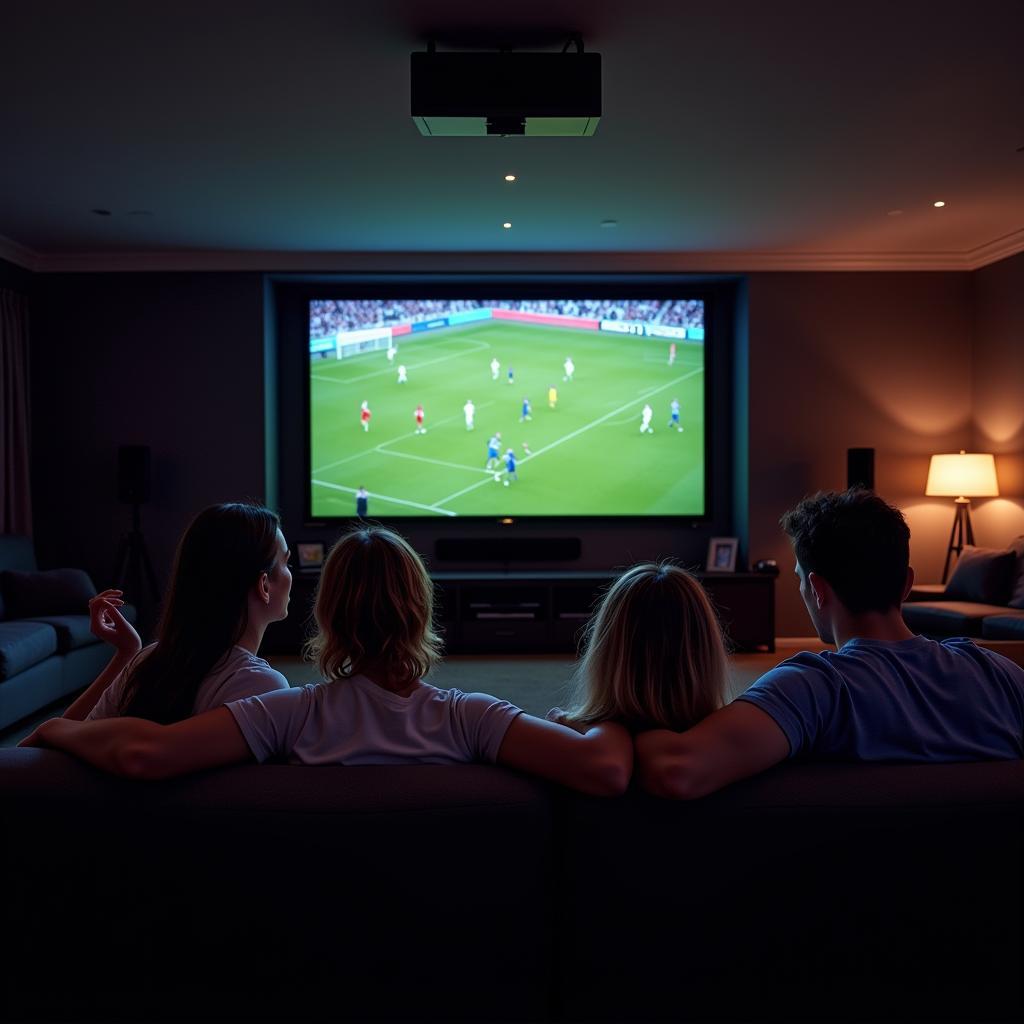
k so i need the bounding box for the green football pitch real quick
[309,321,704,518]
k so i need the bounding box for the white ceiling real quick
[2,0,1023,271]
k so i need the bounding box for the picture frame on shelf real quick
[297,542,325,571]
[706,537,738,573]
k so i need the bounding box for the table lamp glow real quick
[925,451,999,583]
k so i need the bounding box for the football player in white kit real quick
[640,403,654,434]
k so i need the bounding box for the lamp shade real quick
[925,451,999,498]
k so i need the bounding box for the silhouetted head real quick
[780,488,911,615]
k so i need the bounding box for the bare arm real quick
[63,592,142,721]
[19,707,252,780]
[496,714,632,796]
[635,701,790,800]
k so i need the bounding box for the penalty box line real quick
[312,479,457,517]
[312,401,496,477]
[435,366,704,506]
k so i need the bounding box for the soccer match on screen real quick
[308,298,706,518]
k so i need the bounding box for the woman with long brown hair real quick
[64,502,292,723]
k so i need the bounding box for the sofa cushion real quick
[943,545,1017,604]
[24,615,97,654]
[981,612,1024,641]
[0,621,58,681]
[902,600,1010,638]
[1,568,96,619]
[1008,536,1024,609]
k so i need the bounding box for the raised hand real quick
[88,589,142,656]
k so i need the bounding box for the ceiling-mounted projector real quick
[411,49,601,137]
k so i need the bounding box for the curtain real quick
[0,287,32,535]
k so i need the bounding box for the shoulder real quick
[939,636,1024,678]
[745,650,838,693]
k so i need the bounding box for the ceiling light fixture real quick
[504,174,516,182]
[502,222,512,229]
[600,219,618,228]
[933,200,946,208]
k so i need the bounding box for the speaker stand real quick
[113,503,161,616]
[940,497,974,584]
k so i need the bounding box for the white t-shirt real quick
[87,644,290,720]
[226,674,523,766]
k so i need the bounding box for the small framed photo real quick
[706,537,739,573]
[297,542,325,571]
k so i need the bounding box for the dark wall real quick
[30,272,264,587]
[746,271,976,633]
[0,255,33,293]
[971,249,1024,544]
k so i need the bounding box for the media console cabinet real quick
[265,570,775,655]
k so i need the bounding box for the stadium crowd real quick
[310,297,705,337]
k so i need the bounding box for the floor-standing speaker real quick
[847,447,875,491]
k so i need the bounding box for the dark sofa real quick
[903,537,1024,640]
[0,535,123,730]
[2,749,1020,1022]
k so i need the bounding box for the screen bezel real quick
[289,275,715,527]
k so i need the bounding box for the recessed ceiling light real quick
[600,219,618,228]
[502,222,512,229]
[887,209,903,217]
[933,200,946,208]
[504,174,516,182]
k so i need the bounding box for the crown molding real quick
[962,227,1024,271]
[0,235,41,271]
[17,234,1024,275]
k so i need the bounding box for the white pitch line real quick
[310,338,492,386]
[378,449,493,475]
[434,366,703,506]
[311,448,375,475]
[312,479,457,516]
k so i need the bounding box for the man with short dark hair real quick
[636,488,1024,799]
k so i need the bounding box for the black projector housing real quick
[411,51,601,136]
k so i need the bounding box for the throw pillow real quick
[943,546,1017,605]
[1009,536,1024,609]
[0,568,97,619]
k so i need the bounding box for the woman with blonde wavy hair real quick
[551,562,728,733]
[23,525,632,796]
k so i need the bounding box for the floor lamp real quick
[925,451,999,584]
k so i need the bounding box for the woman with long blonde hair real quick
[553,562,728,733]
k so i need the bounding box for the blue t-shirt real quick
[737,636,1024,762]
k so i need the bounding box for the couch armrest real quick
[905,583,948,602]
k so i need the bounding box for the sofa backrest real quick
[0,535,37,619]
[0,750,556,1022]
[1,750,1021,1022]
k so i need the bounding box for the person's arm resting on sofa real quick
[497,716,633,796]
[19,707,252,779]
[635,701,789,800]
